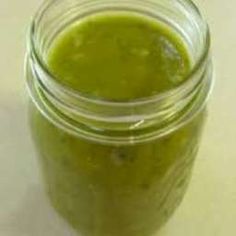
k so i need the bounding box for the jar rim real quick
[28,0,211,107]
[26,0,213,144]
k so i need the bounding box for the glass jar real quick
[25,0,212,236]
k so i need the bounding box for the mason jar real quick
[25,0,212,235]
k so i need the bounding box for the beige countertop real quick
[0,0,235,235]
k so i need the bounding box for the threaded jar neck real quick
[26,0,212,144]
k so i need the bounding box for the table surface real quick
[0,0,235,235]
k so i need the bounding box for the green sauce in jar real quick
[30,106,205,236]
[47,14,190,101]
[28,11,209,236]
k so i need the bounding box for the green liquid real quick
[30,14,205,236]
[48,14,190,101]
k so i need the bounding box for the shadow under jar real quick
[25,0,213,236]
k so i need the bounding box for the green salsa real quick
[48,14,190,101]
[30,13,205,236]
